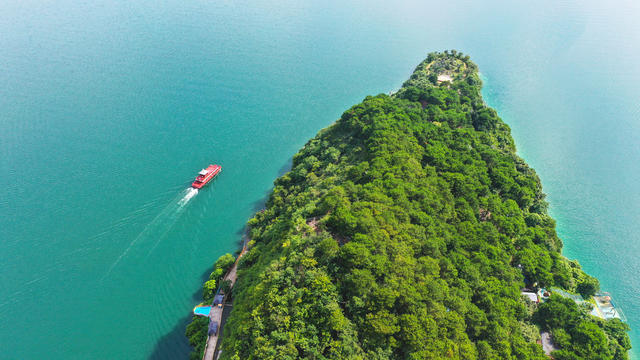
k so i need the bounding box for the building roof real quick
[208,321,219,335]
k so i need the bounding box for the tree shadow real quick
[277,156,294,177]
[148,263,211,359]
[245,156,293,216]
[147,314,192,360]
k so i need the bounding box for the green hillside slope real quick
[189,51,630,360]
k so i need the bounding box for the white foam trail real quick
[178,188,198,207]
[86,191,173,242]
[143,188,199,256]
[0,274,49,311]
[102,187,199,280]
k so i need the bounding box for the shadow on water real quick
[148,157,293,359]
[247,156,293,215]
[278,157,293,177]
[148,268,209,360]
[148,314,193,360]
[147,228,248,360]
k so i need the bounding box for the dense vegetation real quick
[186,253,236,359]
[188,51,631,359]
[534,296,630,360]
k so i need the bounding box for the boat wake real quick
[179,187,199,207]
[102,187,198,280]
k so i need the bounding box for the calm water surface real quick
[1,0,640,358]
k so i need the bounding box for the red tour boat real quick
[191,164,221,189]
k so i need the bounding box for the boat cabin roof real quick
[199,169,209,175]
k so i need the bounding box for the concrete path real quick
[202,248,246,360]
[202,306,223,360]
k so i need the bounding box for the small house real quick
[213,294,224,308]
[208,321,219,336]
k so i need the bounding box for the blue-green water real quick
[1,0,639,358]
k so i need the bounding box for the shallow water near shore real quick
[1,0,640,358]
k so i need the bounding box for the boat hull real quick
[191,164,221,188]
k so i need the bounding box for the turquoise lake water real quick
[1,0,640,358]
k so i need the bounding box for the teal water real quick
[1,0,639,358]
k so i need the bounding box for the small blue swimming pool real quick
[193,306,211,316]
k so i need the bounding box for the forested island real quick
[186,52,631,359]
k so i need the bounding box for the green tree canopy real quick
[186,51,630,360]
